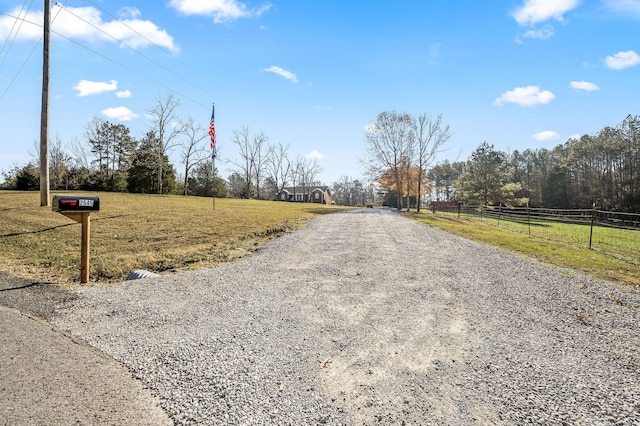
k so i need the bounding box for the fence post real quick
[457,203,461,220]
[589,202,596,250]
[498,203,502,227]
[527,202,531,235]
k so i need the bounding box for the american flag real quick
[208,103,216,149]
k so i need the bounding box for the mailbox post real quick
[52,195,100,283]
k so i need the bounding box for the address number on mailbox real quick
[52,195,100,212]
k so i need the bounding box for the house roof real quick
[281,186,330,193]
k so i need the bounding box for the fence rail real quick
[431,204,639,268]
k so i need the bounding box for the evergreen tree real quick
[14,163,39,191]
[455,142,526,206]
[127,132,176,194]
[187,160,226,197]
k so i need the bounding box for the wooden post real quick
[589,203,596,250]
[40,0,50,207]
[80,213,90,283]
[63,212,91,283]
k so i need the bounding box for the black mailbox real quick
[52,195,100,212]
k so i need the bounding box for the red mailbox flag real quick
[208,104,216,150]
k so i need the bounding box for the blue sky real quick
[1,0,639,185]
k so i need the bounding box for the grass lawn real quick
[0,191,350,284]
[407,210,640,287]
[3,191,637,287]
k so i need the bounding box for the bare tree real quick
[363,111,415,209]
[68,136,89,169]
[265,142,291,197]
[252,131,268,199]
[300,156,324,199]
[50,135,72,190]
[178,117,208,195]
[30,137,71,190]
[413,113,451,211]
[147,94,181,194]
[333,175,355,205]
[229,127,268,199]
[230,127,255,198]
[289,155,304,201]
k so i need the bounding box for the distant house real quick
[278,186,332,204]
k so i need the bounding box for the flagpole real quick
[212,147,216,210]
[209,102,216,210]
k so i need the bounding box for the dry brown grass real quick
[0,191,350,284]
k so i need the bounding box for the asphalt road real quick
[0,276,170,425]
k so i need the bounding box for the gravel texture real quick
[51,208,639,425]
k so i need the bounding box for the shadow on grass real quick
[1,222,77,238]
[0,214,129,238]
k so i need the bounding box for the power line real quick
[81,0,214,91]
[0,37,38,102]
[50,28,209,109]
[0,5,209,110]
[82,0,176,56]
[55,2,212,98]
[0,1,68,102]
[0,0,33,68]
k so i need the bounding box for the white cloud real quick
[0,7,42,40]
[570,80,599,91]
[604,50,640,70]
[521,26,554,40]
[168,0,271,24]
[102,106,138,121]
[603,0,640,15]
[533,130,561,141]
[494,86,555,106]
[0,5,178,52]
[568,134,581,141]
[99,8,178,52]
[262,66,298,83]
[116,90,132,98]
[118,7,142,20]
[73,79,118,97]
[512,0,580,26]
[307,150,326,160]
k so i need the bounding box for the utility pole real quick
[40,0,50,206]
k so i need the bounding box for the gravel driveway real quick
[52,208,639,425]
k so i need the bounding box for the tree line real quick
[1,94,221,196]
[1,94,328,201]
[9,101,636,211]
[365,111,640,212]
